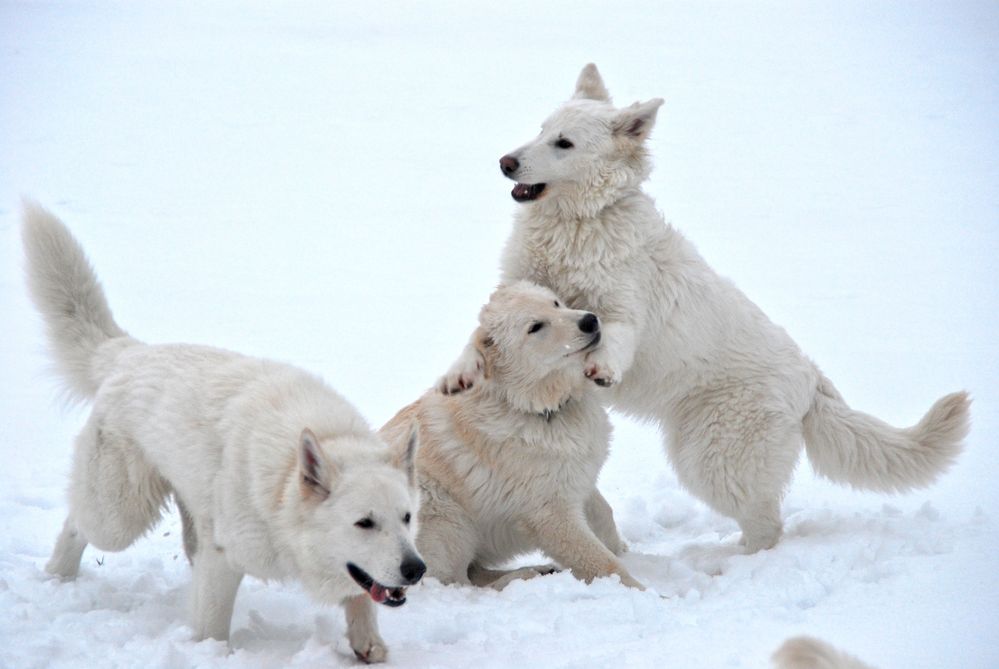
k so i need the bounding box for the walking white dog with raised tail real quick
[22,202,424,663]
[440,64,971,552]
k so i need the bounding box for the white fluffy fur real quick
[442,64,971,551]
[22,202,423,663]
[772,636,876,669]
[384,282,641,590]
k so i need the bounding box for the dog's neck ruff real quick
[508,385,577,423]
[526,152,652,223]
[477,377,579,425]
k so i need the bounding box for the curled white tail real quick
[21,201,133,402]
[802,373,970,493]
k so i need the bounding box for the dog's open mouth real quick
[512,183,546,202]
[347,563,408,607]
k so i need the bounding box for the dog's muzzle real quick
[347,562,410,607]
[501,154,546,202]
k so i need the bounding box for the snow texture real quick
[1,2,997,667]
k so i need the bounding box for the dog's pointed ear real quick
[299,428,335,500]
[612,98,664,141]
[389,423,419,486]
[573,63,610,101]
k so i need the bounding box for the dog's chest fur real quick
[505,192,666,312]
[420,391,610,519]
[504,186,817,420]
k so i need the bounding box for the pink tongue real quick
[369,583,388,603]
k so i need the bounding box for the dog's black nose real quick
[500,154,519,176]
[578,313,599,334]
[400,555,426,585]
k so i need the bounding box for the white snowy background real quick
[2,2,997,667]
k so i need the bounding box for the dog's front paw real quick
[618,572,646,591]
[437,349,485,395]
[353,638,388,664]
[527,562,561,576]
[584,351,619,387]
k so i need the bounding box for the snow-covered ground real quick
[2,2,997,667]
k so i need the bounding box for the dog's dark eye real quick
[403,512,411,525]
[528,322,545,334]
[553,300,561,308]
[555,138,574,149]
[355,518,375,529]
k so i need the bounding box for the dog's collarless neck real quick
[525,185,645,224]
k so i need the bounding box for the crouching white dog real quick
[23,203,424,663]
[384,282,641,590]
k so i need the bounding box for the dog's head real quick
[499,63,664,216]
[293,427,424,607]
[473,281,601,415]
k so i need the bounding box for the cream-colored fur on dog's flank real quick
[442,64,971,551]
[382,282,641,590]
[22,203,423,663]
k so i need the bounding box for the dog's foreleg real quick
[345,594,387,663]
[527,505,644,590]
[584,320,637,387]
[414,484,479,585]
[45,517,88,579]
[584,490,626,556]
[190,545,243,642]
[437,331,485,395]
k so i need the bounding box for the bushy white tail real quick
[21,201,133,402]
[802,372,970,493]
[773,636,875,669]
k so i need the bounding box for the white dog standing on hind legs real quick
[441,63,971,552]
[23,202,424,663]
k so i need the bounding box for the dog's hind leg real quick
[190,537,243,642]
[735,498,785,553]
[345,594,387,663]
[46,517,88,579]
[668,395,801,552]
[70,415,170,550]
[47,414,170,576]
[585,489,626,555]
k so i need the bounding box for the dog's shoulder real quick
[380,390,460,462]
[380,396,423,441]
